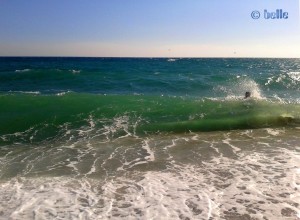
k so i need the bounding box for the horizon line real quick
[1,56,300,59]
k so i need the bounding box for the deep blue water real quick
[1,57,300,99]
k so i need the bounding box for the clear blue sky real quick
[0,0,299,57]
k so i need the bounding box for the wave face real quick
[0,93,299,144]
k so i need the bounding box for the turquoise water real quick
[1,57,300,138]
[0,57,300,219]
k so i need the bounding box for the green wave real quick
[0,93,299,142]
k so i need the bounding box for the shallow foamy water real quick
[0,128,299,219]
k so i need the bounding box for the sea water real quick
[0,57,300,219]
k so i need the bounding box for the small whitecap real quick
[70,69,81,74]
[9,91,40,95]
[15,69,31,73]
[167,58,176,62]
[56,91,71,96]
[287,71,300,82]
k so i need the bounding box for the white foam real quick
[265,76,274,86]
[56,91,71,96]
[0,178,102,219]
[164,138,179,150]
[97,146,300,219]
[217,77,264,100]
[15,69,31,73]
[223,137,241,153]
[167,58,176,62]
[70,69,81,74]
[1,130,300,219]
[9,90,40,95]
[102,115,133,140]
[265,128,283,136]
[0,160,299,219]
[98,170,220,219]
[287,72,300,82]
[142,139,155,162]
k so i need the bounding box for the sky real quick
[0,0,300,57]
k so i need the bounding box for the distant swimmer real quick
[244,91,251,99]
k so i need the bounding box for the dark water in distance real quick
[1,57,300,98]
[0,57,299,219]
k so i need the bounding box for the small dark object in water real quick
[245,92,251,99]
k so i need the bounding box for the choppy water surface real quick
[0,58,300,219]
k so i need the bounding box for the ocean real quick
[0,57,299,219]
